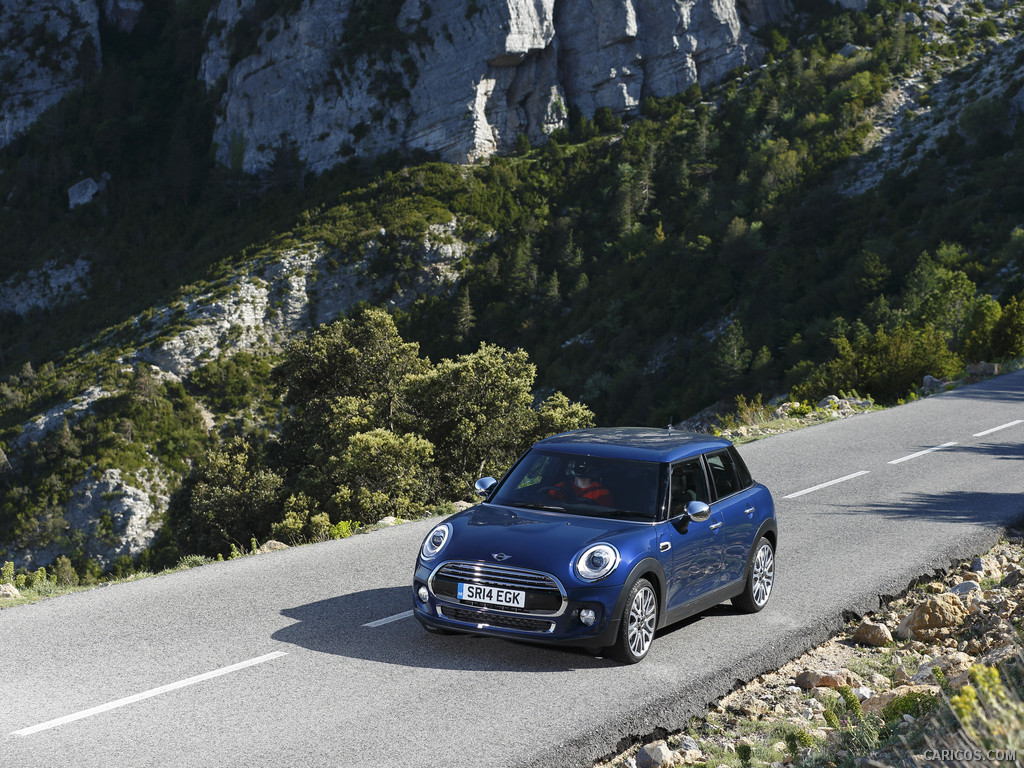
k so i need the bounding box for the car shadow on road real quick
[271,586,622,671]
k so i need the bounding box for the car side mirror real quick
[685,500,711,523]
[474,477,498,497]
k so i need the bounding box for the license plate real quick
[457,583,526,608]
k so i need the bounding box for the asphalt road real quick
[2,371,1023,768]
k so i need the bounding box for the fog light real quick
[417,586,430,603]
[579,608,597,626]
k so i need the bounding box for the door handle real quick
[744,506,756,515]
[660,542,671,552]
[709,521,723,530]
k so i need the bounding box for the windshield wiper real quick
[508,501,567,513]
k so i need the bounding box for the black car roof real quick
[536,427,731,463]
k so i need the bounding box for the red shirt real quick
[549,479,614,507]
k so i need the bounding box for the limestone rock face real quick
[0,0,102,150]
[135,223,467,376]
[199,0,793,173]
[1,467,164,571]
[0,258,92,318]
[63,468,164,569]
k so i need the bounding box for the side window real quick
[728,446,754,489]
[706,450,740,499]
[669,459,710,516]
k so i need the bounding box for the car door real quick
[657,457,724,613]
[707,447,759,584]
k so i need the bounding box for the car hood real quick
[437,502,654,578]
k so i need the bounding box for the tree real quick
[793,324,962,404]
[330,429,435,523]
[167,437,284,556]
[713,320,752,385]
[453,287,475,344]
[959,296,1001,363]
[903,252,979,350]
[273,307,428,433]
[406,343,537,497]
[992,296,1024,360]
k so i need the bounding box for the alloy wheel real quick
[751,541,775,607]
[627,584,657,657]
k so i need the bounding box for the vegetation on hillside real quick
[3,0,1024,579]
[166,308,592,557]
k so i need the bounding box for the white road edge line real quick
[783,471,870,499]
[12,651,288,737]
[888,442,958,465]
[974,420,1024,437]
[363,610,414,628]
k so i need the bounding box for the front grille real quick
[439,605,555,634]
[435,561,561,592]
[430,561,566,616]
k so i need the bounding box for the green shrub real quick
[881,689,939,723]
[176,554,214,570]
[53,556,79,587]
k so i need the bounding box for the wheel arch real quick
[614,556,667,628]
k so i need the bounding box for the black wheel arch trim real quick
[742,520,778,580]
[611,557,667,630]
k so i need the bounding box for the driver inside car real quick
[547,459,615,507]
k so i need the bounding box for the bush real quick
[881,689,939,723]
[176,554,214,570]
[53,555,79,587]
[793,324,963,404]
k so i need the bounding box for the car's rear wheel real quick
[732,536,775,613]
[610,578,658,664]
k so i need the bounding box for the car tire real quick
[732,536,775,613]
[610,577,658,664]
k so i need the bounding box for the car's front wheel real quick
[732,536,775,613]
[610,577,658,664]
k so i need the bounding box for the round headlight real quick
[575,543,620,582]
[421,523,452,560]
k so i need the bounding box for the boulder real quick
[895,594,967,639]
[257,540,289,554]
[911,652,974,684]
[1002,568,1024,587]
[852,620,893,647]
[0,583,21,599]
[795,669,848,690]
[950,581,982,596]
[637,741,675,768]
[966,362,1000,377]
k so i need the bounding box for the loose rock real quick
[852,620,893,647]
[895,594,967,639]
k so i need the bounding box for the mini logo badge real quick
[492,553,511,562]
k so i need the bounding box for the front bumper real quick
[412,559,624,648]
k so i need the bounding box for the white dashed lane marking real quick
[783,471,870,499]
[13,651,288,736]
[973,420,1024,437]
[888,442,958,465]
[363,610,414,628]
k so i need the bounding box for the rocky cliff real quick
[0,0,101,149]
[200,0,793,173]
[0,0,793,169]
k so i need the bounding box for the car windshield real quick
[489,450,662,521]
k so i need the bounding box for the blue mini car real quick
[412,427,777,663]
